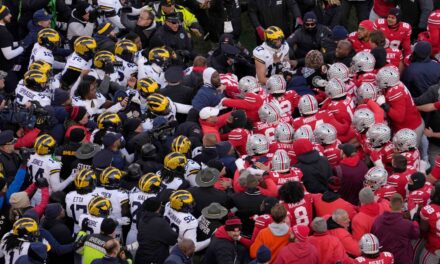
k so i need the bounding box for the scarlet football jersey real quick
[269,141,295,164]
[280,192,313,226]
[253,122,278,142]
[322,141,342,167]
[268,168,303,188]
[375,185,397,200]
[374,19,412,57]
[367,141,395,170]
[387,167,416,199]
[385,47,403,67]
[348,32,371,52]
[265,90,299,117]
[401,149,421,171]
[354,252,394,264]
[420,203,440,254]
[407,183,433,212]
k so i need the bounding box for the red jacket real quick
[15,128,41,149]
[328,226,361,257]
[308,232,348,264]
[273,241,319,264]
[25,183,49,217]
[199,111,231,141]
[372,0,396,17]
[352,202,384,241]
[222,92,263,124]
[233,169,278,197]
[312,193,358,220]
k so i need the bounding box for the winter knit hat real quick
[45,203,63,219]
[69,127,86,143]
[388,7,401,22]
[292,138,313,156]
[70,106,88,122]
[359,20,374,31]
[74,1,92,18]
[0,5,10,20]
[413,41,432,60]
[332,25,348,41]
[101,218,118,235]
[225,217,242,231]
[303,11,317,22]
[305,50,324,69]
[53,89,70,106]
[202,67,217,85]
[97,22,115,36]
[328,176,342,191]
[10,192,30,209]
[256,245,271,263]
[292,224,310,242]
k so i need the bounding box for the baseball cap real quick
[199,107,219,120]
[33,9,52,22]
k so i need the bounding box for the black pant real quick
[340,0,371,30]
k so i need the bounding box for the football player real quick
[351,51,377,87]
[364,167,397,202]
[60,36,96,88]
[406,172,433,214]
[138,47,170,87]
[253,26,290,85]
[96,166,130,239]
[265,75,299,117]
[279,181,313,226]
[392,128,421,171]
[268,122,295,163]
[78,195,113,236]
[164,190,211,252]
[268,150,303,188]
[30,28,64,69]
[158,152,189,190]
[127,173,163,245]
[348,20,373,52]
[114,39,138,87]
[365,123,395,170]
[66,169,98,234]
[253,102,283,142]
[171,135,203,186]
[327,62,357,97]
[419,181,440,264]
[373,8,411,58]
[354,233,394,263]
[314,123,342,167]
[89,51,119,83]
[0,218,49,264]
[15,69,51,107]
[28,134,75,204]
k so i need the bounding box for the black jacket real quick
[0,150,20,184]
[135,211,178,264]
[248,0,301,37]
[203,227,248,264]
[288,25,332,59]
[294,150,331,194]
[42,218,75,264]
[160,83,193,105]
[188,186,229,218]
[149,25,192,53]
[175,108,203,147]
[230,188,266,237]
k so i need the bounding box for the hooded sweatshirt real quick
[312,192,357,220]
[371,211,420,264]
[192,68,224,110]
[250,222,290,262]
[273,240,319,264]
[294,149,332,194]
[352,202,383,241]
[327,218,361,257]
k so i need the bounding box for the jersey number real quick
[131,201,142,224]
[165,216,180,235]
[70,204,87,224]
[293,206,309,225]
[28,165,44,182]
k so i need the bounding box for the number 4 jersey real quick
[65,191,97,234]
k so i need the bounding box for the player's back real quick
[66,191,96,233]
[164,203,198,240]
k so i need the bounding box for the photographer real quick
[0,130,20,183]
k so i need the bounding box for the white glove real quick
[376,95,386,105]
[117,217,131,226]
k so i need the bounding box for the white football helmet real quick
[366,123,391,148]
[271,149,291,172]
[352,108,375,133]
[325,78,347,99]
[246,134,269,155]
[359,233,381,254]
[238,76,259,96]
[275,122,295,143]
[266,75,286,95]
[352,51,376,73]
[314,123,337,145]
[258,103,280,124]
[294,125,315,142]
[327,62,350,82]
[298,95,318,115]
[357,82,378,101]
[376,65,400,90]
[393,128,417,152]
[364,166,388,191]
